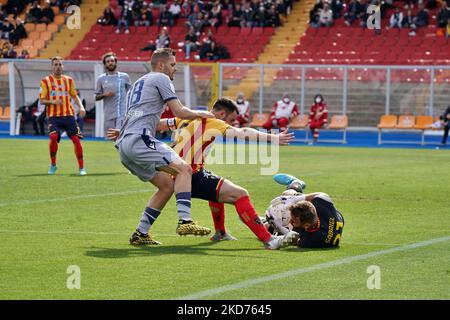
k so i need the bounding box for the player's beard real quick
[106,64,117,72]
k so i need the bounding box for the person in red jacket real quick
[309,94,328,144]
[263,93,299,132]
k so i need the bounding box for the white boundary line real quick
[0,190,151,208]
[175,235,450,300]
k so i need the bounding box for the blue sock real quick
[137,207,161,234]
[176,192,192,221]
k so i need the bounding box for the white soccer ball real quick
[265,195,295,228]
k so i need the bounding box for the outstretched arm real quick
[225,126,294,145]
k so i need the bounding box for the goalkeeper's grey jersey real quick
[116,72,177,144]
[95,72,131,121]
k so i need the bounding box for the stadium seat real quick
[35,24,47,32]
[25,24,35,33]
[326,115,348,144]
[249,113,269,128]
[377,115,397,129]
[395,115,415,129]
[414,115,433,130]
[414,115,434,145]
[289,114,309,129]
[0,106,10,120]
[377,115,397,144]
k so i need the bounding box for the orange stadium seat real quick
[47,23,59,33]
[21,39,34,48]
[289,114,309,129]
[33,39,46,50]
[377,115,397,129]
[40,31,53,41]
[395,115,415,129]
[54,15,66,25]
[414,115,433,130]
[377,115,397,144]
[0,106,10,121]
[35,23,47,32]
[25,23,36,33]
[249,113,269,128]
[414,115,434,145]
[28,31,40,40]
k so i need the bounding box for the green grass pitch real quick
[0,138,449,300]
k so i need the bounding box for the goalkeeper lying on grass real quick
[262,173,345,248]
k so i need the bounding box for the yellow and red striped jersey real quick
[168,117,231,173]
[39,74,78,117]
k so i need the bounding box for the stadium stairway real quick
[39,0,109,59]
[222,0,316,100]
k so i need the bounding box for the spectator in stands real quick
[140,3,153,26]
[41,1,55,24]
[358,0,369,28]
[18,48,29,59]
[388,6,403,29]
[186,11,206,36]
[263,93,299,132]
[141,26,170,51]
[228,2,244,27]
[439,105,450,146]
[266,5,281,27]
[99,6,118,26]
[157,6,174,27]
[409,3,429,36]
[9,18,27,46]
[7,43,17,58]
[330,0,343,19]
[184,27,198,59]
[5,0,26,17]
[344,0,362,27]
[318,2,333,27]
[208,1,223,29]
[115,4,133,34]
[1,19,14,41]
[308,94,328,144]
[275,0,287,18]
[234,92,250,128]
[26,1,42,24]
[0,4,7,22]
[242,1,254,28]
[437,1,450,28]
[169,0,182,24]
[402,5,414,29]
[204,39,220,61]
[309,0,323,28]
[253,5,267,27]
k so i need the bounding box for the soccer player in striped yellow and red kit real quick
[39,57,87,175]
[166,99,294,248]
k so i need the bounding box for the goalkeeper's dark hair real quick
[289,201,317,225]
[212,98,238,115]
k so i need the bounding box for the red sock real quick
[209,201,225,233]
[49,132,58,166]
[235,195,272,243]
[70,135,84,169]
